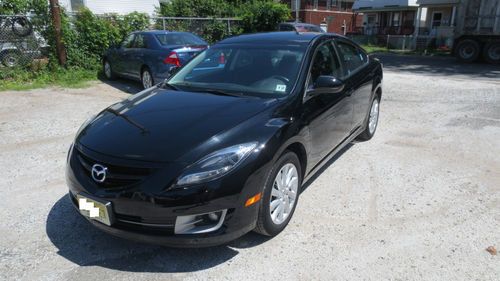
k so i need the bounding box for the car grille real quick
[114,213,176,235]
[77,150,151,189]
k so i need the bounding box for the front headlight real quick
[176,142,258,186]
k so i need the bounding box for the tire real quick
[11,17,33,37]
[254,151,302,236]
[455,39,481,63]
[1,51,21,67]
[141,68,154,89]
[103,59,115,80]
[357,94,380,141]
[482,42,500,64]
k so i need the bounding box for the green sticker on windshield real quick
[276,85,286,92]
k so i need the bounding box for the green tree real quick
[240,1,290,33]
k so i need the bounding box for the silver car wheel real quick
[104,61,112,78]
[368,98,379,134]
[142,70,153,89]
[270,163,299,225]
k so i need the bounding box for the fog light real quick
[174,209,227,234]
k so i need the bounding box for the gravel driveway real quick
[0,54,499,281]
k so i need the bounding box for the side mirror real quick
[307,75,345,97]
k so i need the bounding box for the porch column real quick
[450,5,456,27]
[413,6,422,44]
[414,6,422,36]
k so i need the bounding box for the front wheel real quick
[357,95,380,141]
[254,151,302,236]
[1,51,21,67]
[455,39,481,63]
[103,59,115,80]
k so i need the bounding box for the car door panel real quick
[117,34,136,78]
[302,40,353,167]
[335,41,373,127]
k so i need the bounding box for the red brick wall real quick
[293,11,363,34]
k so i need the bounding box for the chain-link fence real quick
[0,15,47,68]
[153,17,242,37]
[348,34,415,51]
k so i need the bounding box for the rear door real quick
[335,40,373,129]
[128,33,149,79]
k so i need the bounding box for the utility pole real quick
[295,0,299,22]
[49,0,67,66]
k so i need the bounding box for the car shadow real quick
[97,72,143,94]
[301,143,354,193]
[46,195,271,273]
[372,53,500,80]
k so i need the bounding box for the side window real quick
[309,41,342,87]
[280,24,294,31]
[336,42,367,76]
[121,34,135,49]
[133,34,148,49]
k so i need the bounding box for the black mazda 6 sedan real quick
[66,32,383,247]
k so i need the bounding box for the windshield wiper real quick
[105,108,149,135]
[198,89,244,97]
[161,82,180,91]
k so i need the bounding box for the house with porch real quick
[352,0,419,35]
[414,0,459,49]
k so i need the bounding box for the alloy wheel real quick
[142,70,153,89]
[269,163,299,225]
[104,61,112,79]
[368,98,379,134]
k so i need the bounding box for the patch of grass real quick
[0,67,99,91]
[361,45,389,53]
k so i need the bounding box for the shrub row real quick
[1,0,290,74]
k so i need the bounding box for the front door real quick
[303,40,353,167]
[116,33,136,76]
[335,40,373,128]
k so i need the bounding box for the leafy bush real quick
[240,1,290,33]
[158,0,236,18]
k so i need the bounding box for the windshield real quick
[168,44,306,97]
[155,33,206,46]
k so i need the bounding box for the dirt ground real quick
[0,54,499,280]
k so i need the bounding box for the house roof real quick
[353,0,419,12]
[218,32,337,45]
[416,0,459,5]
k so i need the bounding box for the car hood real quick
[77,88,277,162]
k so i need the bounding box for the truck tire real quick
[482,42,500,64]
[455,39,480,63]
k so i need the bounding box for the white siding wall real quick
[59,0,160,15]
[85,0,160,15]
[353,0,418,10]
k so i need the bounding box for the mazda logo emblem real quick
[91,164,108,183]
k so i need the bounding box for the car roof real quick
[281,22,320,27]
[134,30,193,35]
[218,32,340,45]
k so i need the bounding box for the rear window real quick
[155,33,206,46]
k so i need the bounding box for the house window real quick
[367,15,376,25]
[313,0,318,10]
[431,12,443,28]
[392,12,400,27]
[71,0,85,11]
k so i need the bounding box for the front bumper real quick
[66,144,270,247]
